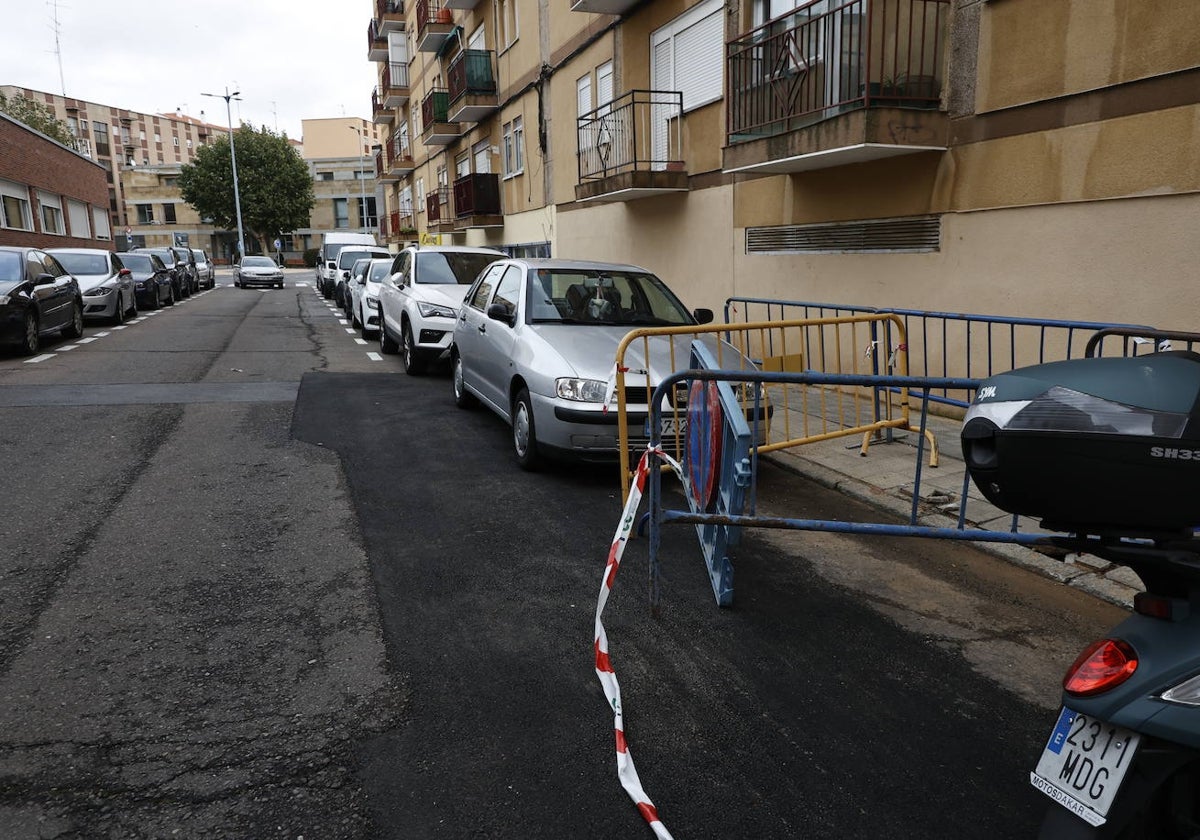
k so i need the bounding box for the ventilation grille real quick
[746,215,941,255]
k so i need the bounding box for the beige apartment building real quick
[366,0,1200,330]
[296,117,384,256]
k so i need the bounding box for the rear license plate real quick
[644,416,687,437]
[1030,707,1140,827]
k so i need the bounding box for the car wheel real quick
[379,319,399,355]
[128,291,138,318]
[112,296,126,325]
[452,353,477,410]
[18,310,38,356]
[401,322,426,375]
[322,282,332,300]
[166,285,176,306]
[350,303,360,328]
[63,300,84,339]
[146,291,159,311]
[512,387,541,471]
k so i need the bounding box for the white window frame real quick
[0,180,33,231]
[415,177,425,213]
[576,73,593,118]
[92,205,112,240]
[472,139,492,175]
[67,199,91,238]
[495,0,518,52]
[650,0,724,113]
[503,117,524,178]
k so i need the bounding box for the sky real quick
[1,0,379,140]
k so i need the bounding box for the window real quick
[415,177,425,213]
[38,191,65,235]
[93,121,110,155]
[0,180,33,231]
[468,263,504,310]
[136,204,155,224]
[67,199,91,238]
[597,61,614,110]
[163,203,177,224]
[496,0,517,50]
[154,132,161,143]
[455,152,471,179]
[492,266,521,317]
[472,139,492,175]
[333,198,349,228]
[172,136,180,147]
[503,116,524,177]
[651,0,724,112]
[93,206,112,239]
[77,138,92,158]
[359,196,378,228]
[576,74,592,117]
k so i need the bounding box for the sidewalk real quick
[761,404,1141,610]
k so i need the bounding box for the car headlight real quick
[366,296,380,310]
[0,295,11,305]
[556,378,608,403]
[84,286,115,297]
[416,301,457,319]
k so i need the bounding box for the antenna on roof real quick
[49,0,67,96]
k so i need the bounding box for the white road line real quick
[92,331,111,337]
[344,328,356,334]
[354,338,368,345]
[77,337,100,344]
[24,354,55,363]
[366,352,383,361]
[112,325,128,330]
[338,319,349,325]
[58,345,78,351]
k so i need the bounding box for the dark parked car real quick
[132,247,190,300]
[117,251,175,309]
[169,246,200,295]
[0,246,85,355]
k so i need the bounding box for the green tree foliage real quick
[178,125,313,254]
[0,93,77,148]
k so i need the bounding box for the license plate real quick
[644,416,687,437]
[1030,707,1140,827]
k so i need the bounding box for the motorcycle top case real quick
[961,351,1200,534]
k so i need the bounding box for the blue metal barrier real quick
[723,297,1157,409]
[647,363,1055,608]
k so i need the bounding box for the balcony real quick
[372,88,394,124]
[724,0,950,175]
[383,61,411,107]
[575,90,689,203]
[570,0,638,15]
[388,128,415,175]
[445,0,481,10]
[375,0,405,34]
[447,50,498,123]
[377,148,399,183]
[415,0,455,52]
[453,172,503,229]
[421,88,460,145]
[426,186,456,233]
[368,20,388,62]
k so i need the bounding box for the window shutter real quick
[672,9,722,111]
[597,62,613,108]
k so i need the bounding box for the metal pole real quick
[350,125,368,234]
[201,87,246,263]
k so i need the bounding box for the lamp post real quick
[202,87,246,264]
[349,124,369,235]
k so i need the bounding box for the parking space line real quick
[354,338,368,345]
[112,325,128,330]
[366,352,383,361]
[59,345,78,351]
[344,328,356,334]
[93,331,111,338]
[76,337,100,344]
[24,354,55,364]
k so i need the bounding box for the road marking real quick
[93,331,111,337]
[24,354,55,363]
[354,338,368,345]
[344,328,356,334]
[77,337,100,344]
[59,345,78,351]
[366,352,383,361]
[112,325,128,330]
[338,319,349,326]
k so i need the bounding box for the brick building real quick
[0,112,111,249]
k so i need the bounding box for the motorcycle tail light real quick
[1064,639,1138,697]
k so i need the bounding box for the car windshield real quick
[53,253,110,275]
[242,256,276,268]
[368,261,392,282]
[0,251,21,282]
[338,250,382,269]
[119,254,154,272]
[415,251,498,285]
[191,250,206,261]
[527,269,695,326]
[141,249,176,265]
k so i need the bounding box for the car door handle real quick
[477,323,487,334]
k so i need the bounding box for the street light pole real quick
[349,124,369,235]
[202,87,247,264]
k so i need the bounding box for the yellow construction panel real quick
[761,353,806,373]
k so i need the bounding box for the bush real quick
[303,248,320,268]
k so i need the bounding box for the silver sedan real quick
[450,258,763,470]
[47,248,138,325]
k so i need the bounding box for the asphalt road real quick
[0,271,1127,839]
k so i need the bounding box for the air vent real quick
[746,215,941,255]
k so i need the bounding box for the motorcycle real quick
[960,335,1200,838]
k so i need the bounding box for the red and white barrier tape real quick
[594,446,683,840]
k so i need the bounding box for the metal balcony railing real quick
[375,0,402,16]
[416,0,450,34]
[576,90,684,182]
[453,172,501,218]
[390,127,412,163]
[386,61,410,91]
[726,0,949,142]
[422,88,451,126]
[447,50,497,103]
[375,148,387,178]
[426,186,451,223]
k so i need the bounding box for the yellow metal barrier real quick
[613,315,939,499]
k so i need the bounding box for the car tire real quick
[401,322,426,375]
[322,283,332,300]
[165,285,176,306]
[63,300,84,339]
[18,310,38,356]
[452,353,477,410]
[112,296,126,326]
[512,387,541,471]
[146,291,159,311]
[128,291,138,318]
[379,319,399,355]
[350,303,360,328]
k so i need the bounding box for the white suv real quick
[378,245,506,374]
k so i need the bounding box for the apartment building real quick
[366,0,1200,331]
[296,117,384,255]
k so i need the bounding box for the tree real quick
[0,92,77,148]
[178,124,314,255]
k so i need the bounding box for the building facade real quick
[365,0,1200,331]
[295,117,384,260]
[0,112,110,249]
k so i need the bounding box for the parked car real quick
[117,251,175,309]
[341,258,371,319]
[0,246,85,355]
[317,232,377,297]
[191,249,215,289]
[169,246,200,295]
[233,255,285,288]
[378,245,506,374]
[333,246,391,312]
[132,247,189,300]
[348,258,393,338]
[450,258,769,470]
[47,248,138,325]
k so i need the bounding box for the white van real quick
[316,232,376,297]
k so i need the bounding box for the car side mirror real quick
[34,272,56,286]
[693,308,714,325]
[342,270,350,279]
[487,302,515,327]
